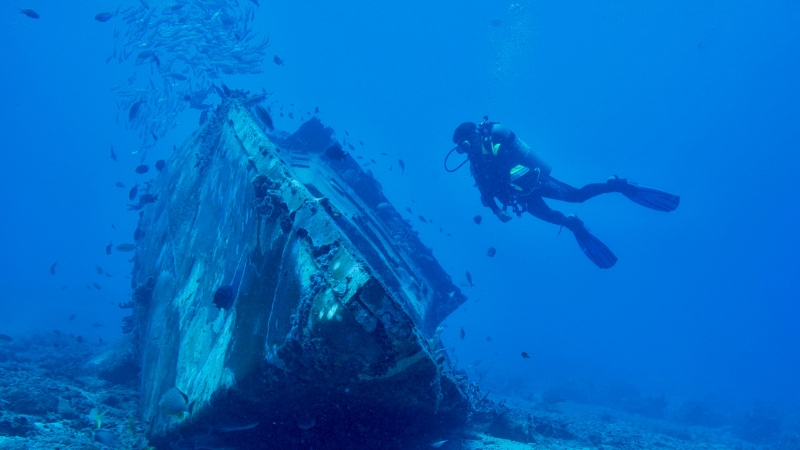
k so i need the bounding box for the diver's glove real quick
[494,209,513,223]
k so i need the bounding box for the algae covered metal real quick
[124,97,472,447]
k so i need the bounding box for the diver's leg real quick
[524,196,618,268]
[537,175,679,211]
[523,195,570,226]
[537,176,616,203]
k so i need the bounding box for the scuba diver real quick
[447,117,680,268]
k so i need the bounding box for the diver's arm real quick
[478,186,502,214]
[480,192,500,211]
[480,193,512,222]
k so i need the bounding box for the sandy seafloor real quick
[0,331,797,450]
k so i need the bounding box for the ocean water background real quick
[1,0,798,431]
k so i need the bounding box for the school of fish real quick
[108,0,270,144]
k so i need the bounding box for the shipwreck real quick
[123,94,476,448]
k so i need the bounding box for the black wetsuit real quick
[469,123,618,227]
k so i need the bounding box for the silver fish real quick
[129,100,146,121]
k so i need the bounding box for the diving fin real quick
[609,176,680,212]
[565,216,618,269]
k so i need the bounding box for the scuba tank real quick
[445,116,551,179]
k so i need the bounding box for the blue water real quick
[1,0,798,435]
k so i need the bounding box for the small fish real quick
[138,194,158,204]
[129,183,138,200]
[106,242,113,255]
[0,334,12,342]
[253,105,274,131]
[94,266,104,275]
[405,207,413,214]
[345,130,350,136]
[94,12,114,22]
[359,140,364,145]
[459,326,465,340]
[76,335,83,343]
[323,144,346,161]
[50,261,58,275]
[105,272,113,278]
[155,159,166,171]
[273,55,284,66]
[213,285,236,310]
[314,106,319,114]
[288,112,294,119]
[486,336,493,342]
[61,285,69,290]
[398,159,405,174]
[465,271,474,287]
[116,243,136,252]
[135,164,149,174]
[110,144,117,161]
[115,181,124,188]
[151,132,158,142]
[418,215,427,223]
[521,352,530,359]
[128,100,146,121]
[92,323,103,328]
[467,358,483,368]
[473,215,482,225]
[297,417,316,430]
[347,143,354,151]
[430,440,448,448]
[19,8,39,19]
[136,51,160,67]
[92,282,102,290]
[87,407,106,429]
[159,387,194,420]
[210,421,260,433]
[94,430,119,447]
[487,247,497,257]
[68,314,76,321]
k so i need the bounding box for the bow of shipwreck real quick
[126,98,474,448]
